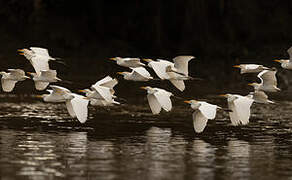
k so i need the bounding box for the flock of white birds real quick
[1,46,292,133]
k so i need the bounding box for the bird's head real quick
[273,59,288,64]
[0,71,6,76]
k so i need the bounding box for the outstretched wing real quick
[198,102,217,119]
[148,61,172,79]
[1,79,17,92]
[131,67,152,79]
[154,90,172,112]
[233,96,254,125]
[41,70,57,79]
[192,110,208,133]
[34,81,50,91]
[258,70,277,86]
[50,85,71,94]
[69,94,89,123]
[173,56,194,76]
[30,47,50,57]
[30,55,50,75]
[8,69,25,77]
[169,79,185,92]
[92,76,118,89]
[147,94,162,114]
[91,85,113,102]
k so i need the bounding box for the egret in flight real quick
[140,86,173,114]
[28,70,62,91]
[0,69,30,92]
[18,47,58,74]
[248,68,280,92]
[36,85,69,103]
[233,64,270,74]
[143,56,195,91]
[117,67,153,81]
[247,90,274,104]
[184,100,219,133]
[274,46,292,70]
[220,94,254,126]
[109,57,145,68]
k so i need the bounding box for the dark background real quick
[1,0,292,96]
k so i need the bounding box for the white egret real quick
[233,64,270,74]
[18,47,57,75]
[35,85,70,103]
[247,90,274,104]
[274,46,292,70]
[143,56,195,91]
[184,100,219,133]
[140,86,173,114]
[117,67,153,81]
[63,93,89,123]
[220,94,254,126]
[28,70,61,91]
[109,57,145,68]
[0,69,30,92]
[248,69,280,92]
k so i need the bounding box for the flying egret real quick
[184,100,219,133]
[79,76,118,104]
[35,85,70,103]
[143,56,195,91]
[28,70,62,91]
[274,46,292,70]
[248,68,280,92]
[109,57,145,68]
[220,94,254,126]
[233,64,270,74]
[18,47,58,75]
[0,69,30,92]
[63,93,89,123]
[247,90,274,104]
[140,86,173,114]
[117,67,153,81]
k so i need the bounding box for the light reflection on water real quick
[1,101,292,179]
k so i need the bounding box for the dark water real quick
[1,99,292,180]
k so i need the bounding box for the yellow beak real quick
[247,83,254,86]
[219,94,227,97]
[184,100,191,104]
[109,57,117,61]
[232,65,240,68]
[78,90,87,93]
[116,72,124,75]
[273,59,281,63]
[17,49,24,52]
[142,58,153,62]
[140,86,147,90]
[35,95,43,99]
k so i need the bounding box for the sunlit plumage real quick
[140,86,173,114]
[233,64,270,74]
[64,93,89,123]
[248,69,280,92]
[18,47,57,75]
[184,100,219,133]
[36,85,69,103]
[220,94,254,126]
[117,67,153,81]
[109,57,145,68]
[0,69,30,92]
[247,90,274,104]
[143,56,195,91]
[28,70,61,91]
